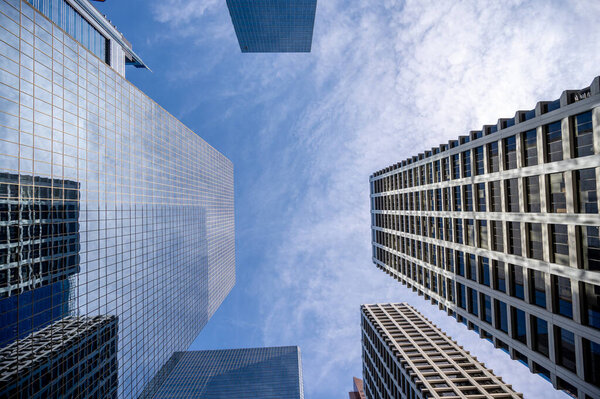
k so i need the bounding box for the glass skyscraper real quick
[144,346,305,399]
[0,0,235,397]
[370,77,600,398]
[226,0,317,53]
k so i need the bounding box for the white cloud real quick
[154,0,599,397]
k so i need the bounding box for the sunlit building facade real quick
[226,0,317,53]
[370,77,600,398]
[143,347,305,399]
[361,303,523,399]
[0,0,235,397]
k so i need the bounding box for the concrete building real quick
[369,76,600,398]
[0,0,235,397]
[142,346,305,399]
[226,0,317,53]
[361,303,522,399]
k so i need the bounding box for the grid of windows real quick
[371,77,600,398]
[0,2,235,398]
[146,347,304,399]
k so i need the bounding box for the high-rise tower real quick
[370,77,600,398]
[361,303,522,399]
[0,0,235,397]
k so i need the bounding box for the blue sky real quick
[96,0,599,397]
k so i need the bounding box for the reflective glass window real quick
[545,120,563,162]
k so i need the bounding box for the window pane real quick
[505,178,519,212]
[452,154,460,180]
[466,219,475,247]
[582,282,600,330]
[549,173,566,213]
[454,186,461,211]
[490,181,501,212]
[488,142,499,173]
[553,275,572,319]
[469,288,478,317]
[479,257,490,286]
[556,327,576,373]
[462,150,471,178]
[495,300,508,333]
[504,135,517,170]
[476,183,486,212]
[494,260,506,293]
[508,222,521,256]
[464,185,473,211]
[457,251,465,277]
[545,120,563,162]
[529,270,546,308]
[458,283,466,309]
[511,264,524,299]
[532,316,549,357]
[576,168,598,214]
[528,223,543,260]
[474,146,484,175]
[574,111,593,158]
[492,221,503,252]
[482,294,492,324]
[478,220,488,250]
[583,338,600,386]
[525,176,540,213]
[523,129,537,166]
[467,253,477,281]
[551,224,569,266]
[512,307,527,344]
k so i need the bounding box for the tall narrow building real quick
[142,346,305,399]
[226,0,317,53]
[369,77,600,398]
[361,303,523,399]
[0,0,235,397]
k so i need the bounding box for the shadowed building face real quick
[226,0,317,53]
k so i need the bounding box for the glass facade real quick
[145,347,304,399]
[226,0,317,53]
[370,76,600,398]
[0,1,235,398]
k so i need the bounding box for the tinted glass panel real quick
[504,135,517,170]
[576,168,598,214]
[574,111,594,157]
[523,129,537,166]
[545,121,563,162]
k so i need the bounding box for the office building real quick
[142,346,305,399]
[0,0,235,397]
[361,303,523,399]
[0,315,118,399]
[369,77,600,398]
[226,0,317,52]
[348,376,366,399]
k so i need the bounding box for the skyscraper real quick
[361,303,523,399]
[226,0,317,53]
[0,0,235,397]
[142,346,305,399]
[369,77,600,398]
[348,376,366,399]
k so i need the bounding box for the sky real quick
[94,1,600,398]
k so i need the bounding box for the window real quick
[580,226,600,271]
[532,316,549,357]
[467,253,477,282]
[491,221,503,252]
[548,173,566,213]
[512,307,527,344]
[551,224,569,266]
[435,189,442,211]
[556,327,576,373]
[576,169,598,214]
[545,120,563,162]
[452,186,462,211]
[553,275,572,319]
[529,270,546,308]
[504,135,517,170]
[464,185,473,211]
[466,219,475,246]
[434,160,441,182]
[522,129,537,166]
[511,264,524,299]
[527,223,543,260]
[482,294,492,324]
[582,282,600,330]
[457,251,465,276]
[437,218,444,240]
[525,176,540,212]
[455,219,463,244]
[505,178,519,212]
[452,154,460,179]
[488,142,499,173]
[495,300,508,333]
[445,217,452,242]
[474,146,484,175]
[583,338,600,386]
[478,220,488,250]
[469,288,478,317]
[442,157,449,181]
[494,261,506,293]
[574,111,593,157]
[480,257,490,286]
[443,188,450,211]
[489,181,501,212]
[508,222,521,256]
[458,283,467,309]
[476,183,486,212]
[462,150,471,177]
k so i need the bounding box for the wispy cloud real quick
[154,0,599,397]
